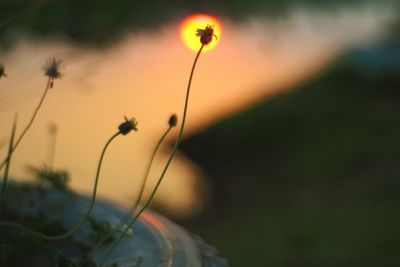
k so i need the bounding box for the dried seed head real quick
[168,114,178,127]
[118,116,138,135]
[0,63,7,79]
[196,25,218,45]
[43,58,64,87]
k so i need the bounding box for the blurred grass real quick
[179,43,400,266]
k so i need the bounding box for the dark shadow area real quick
[1,0,395,46]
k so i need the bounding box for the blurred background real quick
[1,0,400,266]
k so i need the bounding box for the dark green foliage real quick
[57,254,77,267]
[27,166,70,190]
[0,181,119,267]
[89,218,114,243]
[56,254,121,267]
[1,182,68,266]
[57,254,100,267]
[0,0,393,45]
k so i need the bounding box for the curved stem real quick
[0,131,121,240]
[98,44,204,267]
[0,78,51,171]
[131,126,173,214]
[90,126,173,258]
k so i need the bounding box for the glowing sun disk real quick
[180,14,221,52]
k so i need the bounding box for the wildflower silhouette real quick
[130,114,178,215]
[0,58,64,172]
[98,25,216,266]
[119,116,138,134]
[0,117,138,240]
[90,114,177,258]
[0,63,7,79]
[43,58,64,88]
[196,25,218,45]
[168,113,178,127]
[1,114,17,203]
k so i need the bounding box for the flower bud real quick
[196,25,218,45]
[118,116,138,135]
[168,114,178,127]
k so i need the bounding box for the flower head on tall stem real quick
[196,24,218,45]
[118,116,138,135]
[0,58,65,173]
[43,58,64,88]
[168,114,178,128]
[97,25,216,266]
[89,114,177,258]
[0,116,138,241]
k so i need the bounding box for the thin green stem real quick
[0,78,51,172]
[89,126,173,258]
[97,44,204,267]
[130,126,173,214]
[1,114,18,204]
[0,131,121,240]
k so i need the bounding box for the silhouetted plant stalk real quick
[1,114,17,204]
[0,117,138,240]
[131,114,178,214]
[98,41,207,266]
[89,114,177,258]
[0,58,63,172]
[0,25,217,265]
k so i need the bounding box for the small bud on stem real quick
[168,114,178,128]
[118,116,138,135]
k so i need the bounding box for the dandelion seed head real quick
[43,58,64,83]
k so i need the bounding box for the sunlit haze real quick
[180,14,222,52]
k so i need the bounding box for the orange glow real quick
[140,212,168,232]
[1,16,359,217]
[180,14,221,52]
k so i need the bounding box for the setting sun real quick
[180,14,221,52]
